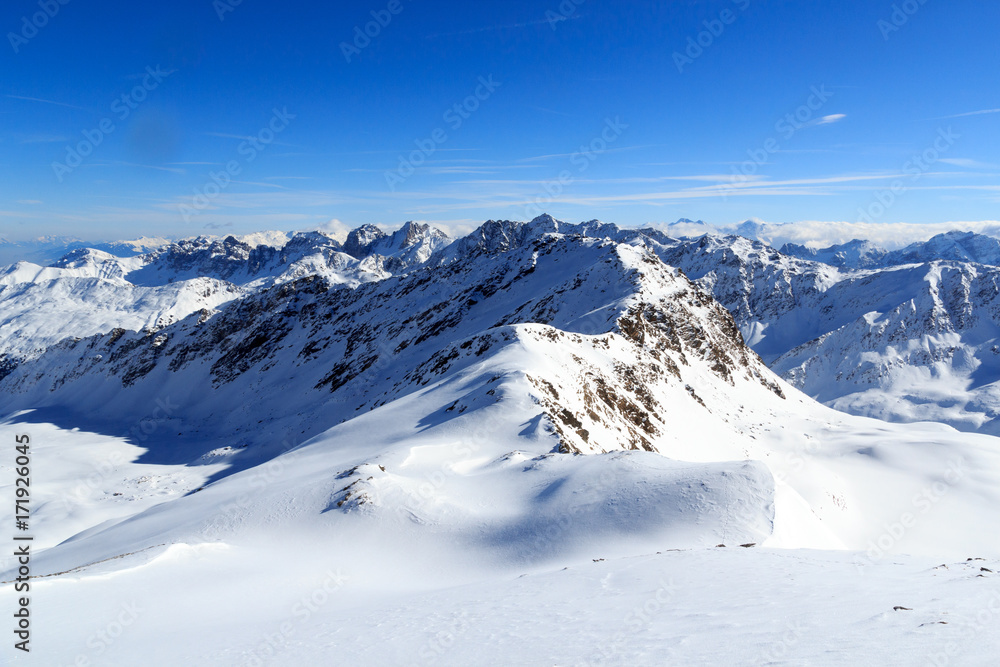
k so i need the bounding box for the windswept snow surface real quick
[3,396,1000,666]
[2,217,1000,665]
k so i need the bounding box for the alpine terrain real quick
[2,216,1000,666]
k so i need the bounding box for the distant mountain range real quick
[0,234,172,266]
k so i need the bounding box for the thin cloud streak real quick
[425,17,575,39]
[5,95,94,113]
[932,108,1000,120]
[939,158,997,169]
[517,145,651,163]
[83,161,187,175]
[203,132,301,149]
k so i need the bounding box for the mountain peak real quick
[529,213,560,227]
[343,224,389,259]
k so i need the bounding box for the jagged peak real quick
[528,213,561,228]
[389,220,448,248]
[343,224,389,259]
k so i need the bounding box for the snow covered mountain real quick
[887,231,1000,267]
[781,231,1000,270]
[0,251,242,378]
[671,217,1000,252]
[4,216,1000,665]
[0,225,786,465]
[5,217,1000,558]
[648,232,1000,434]
[0,235,91,266]
[0,223,451,379]
[780,238,889,269]
[8,216,1000,436]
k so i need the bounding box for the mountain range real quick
[8,218,1000,434]
[3,215,1000,665]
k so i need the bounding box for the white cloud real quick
[934,108,1000,120]
[810,114,846,126]
[939,158,996,169]
[678,219,1000,250]
[4,94,92,112]
[315,218,353,242]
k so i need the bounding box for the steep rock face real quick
[131,235,264,281]
[431,214,670,264]
[649,234,842,358]
[127,231,345,287]
[433,218,540,260]
[342,224,387,258]
[367,221,453,272]
[0,232,787,463]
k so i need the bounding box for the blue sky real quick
[1,0,999,241]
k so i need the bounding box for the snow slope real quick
[3,360,1000,664]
